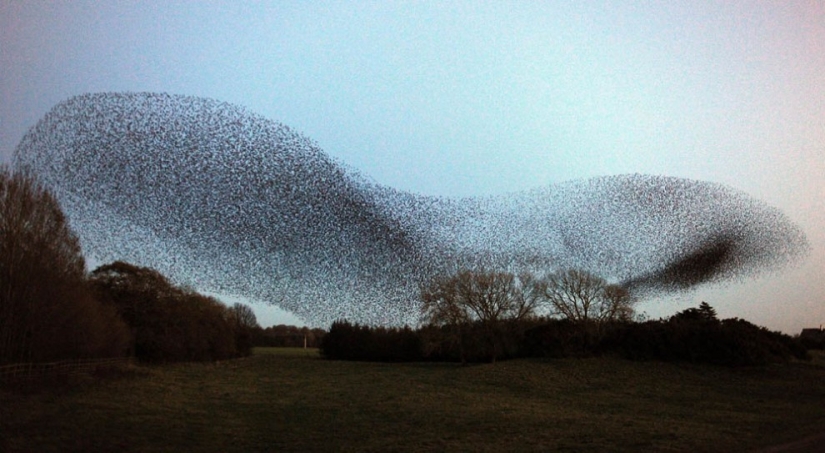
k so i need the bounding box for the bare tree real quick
[227,302,260,355]
[542,269,636,324]
[421,270,540,362]
[422,270,539,325]
[228,302,259,330]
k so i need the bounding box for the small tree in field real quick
[228,302,259,355]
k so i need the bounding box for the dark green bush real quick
[253,325,326,348]
[321,321,422,362]
[603,314,807,366]
[321,304,806,367]
[522,319,605,358]
[89,261,248,363]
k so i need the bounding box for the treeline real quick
[251,325,326,348]
[1,166,808,368]
[89,261,259,362]
[799,332,825,350]
[323,282,808,367]
[320,323,422,362]
[529,306,808,366]
[1,168,127,364]
[0,167,257,365]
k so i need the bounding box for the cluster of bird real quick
[13,92,809,326]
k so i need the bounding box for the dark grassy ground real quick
[2,348,825,452]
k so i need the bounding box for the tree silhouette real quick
[0,166,128,363]
[228,302,259,356]
[229,303,258,330]
[698,301,718,321]
[671,301,719,324]
[89,261,243,362]
[421,270,540,363]
[542,269,635,324]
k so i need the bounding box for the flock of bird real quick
[13,92,809,325]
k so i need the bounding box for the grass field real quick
[2,348,825,452]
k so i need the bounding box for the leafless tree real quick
[542,269,636,324]
[420,269,541,362]
[228,303,259,330]
[227,302,260,355]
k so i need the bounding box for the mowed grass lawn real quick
[3,348,825,452]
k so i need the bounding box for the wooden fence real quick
[0,357,132,381]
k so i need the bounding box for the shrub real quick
[522,318,601,358]
[602,310,807,366]
[253,325,326,348]
[321,321,422,362]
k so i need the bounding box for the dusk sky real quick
[1,1,823,332]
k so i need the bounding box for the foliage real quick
[522,318,602,358]
[320,320,422,362]
[418,318,540,362]
[322,301,807,366]
[798,329,825,350]
[252,325,326,348]
[89,261,248,362]
[525,303,807,366]
[603,307,808,366]
[670,301,718,323]
[0,166,130,364]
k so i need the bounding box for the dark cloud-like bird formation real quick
[13,92,809,325]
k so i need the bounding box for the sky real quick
[1,1,823,332]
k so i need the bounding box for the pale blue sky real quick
[1,1,823,332]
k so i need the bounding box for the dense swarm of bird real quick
[13,92,809,326]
